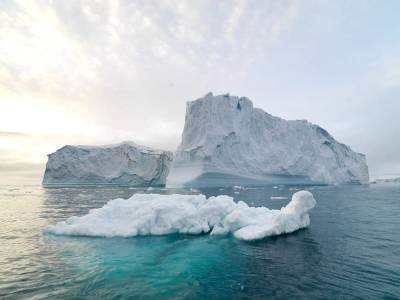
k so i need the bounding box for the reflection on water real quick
[0,184,399,298]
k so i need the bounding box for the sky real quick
[0,0,399,184]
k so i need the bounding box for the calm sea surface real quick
[0,184,399,299]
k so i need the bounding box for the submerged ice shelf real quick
[44,190,316,241]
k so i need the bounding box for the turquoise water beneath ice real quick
[0,184,399,299]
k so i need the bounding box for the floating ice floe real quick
[233,186,246,190]
[270,196,288,200]
[44,191,316,241]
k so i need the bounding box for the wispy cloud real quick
[0,0,399,183]
[0,131,27,137]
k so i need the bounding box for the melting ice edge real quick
[44,190,316,241]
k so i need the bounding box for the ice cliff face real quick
[43,142,173,186]
[168,93,369,187]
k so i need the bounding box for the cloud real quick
[0,0,399,183]
[1,0,302,138]
[0,131,27,137]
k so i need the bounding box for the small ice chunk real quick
[233,186,246,190]
[270,196,288,200]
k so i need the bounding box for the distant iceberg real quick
[371,176,400,184]
[42,141,173,187]
[44,190,316,241]
[168,93,369,187]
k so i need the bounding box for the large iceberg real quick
[168,93,369,187]
[44,190,316,241]
[43,141,172,187]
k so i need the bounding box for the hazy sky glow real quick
[1,0,400,184]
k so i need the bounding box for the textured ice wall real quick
[43,141,173,187]
[44,191,316,241]
[168,93,369,186]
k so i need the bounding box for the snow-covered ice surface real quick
[168,93,369,187]
[43,141,173,187]
[44,190,316,241]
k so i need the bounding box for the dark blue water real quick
[0,184,399,299]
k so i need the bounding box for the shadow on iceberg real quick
[169,172,325,188]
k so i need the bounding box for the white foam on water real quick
[44,191,316,241]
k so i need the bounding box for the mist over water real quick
[0,184,399,299]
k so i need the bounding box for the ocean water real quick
[0,184,399,299]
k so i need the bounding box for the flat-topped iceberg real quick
[44,190,316,241]
[168,93,369,187]
[372,177,400,184]
[43,141,172,187]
